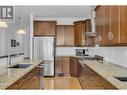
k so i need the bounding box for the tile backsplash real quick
[56,46,127,68]
[95,46,127,68]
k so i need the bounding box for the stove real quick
[79,55,103,64]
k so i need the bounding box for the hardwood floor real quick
[43,76,82,89]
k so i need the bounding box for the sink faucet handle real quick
[8,55,11,66]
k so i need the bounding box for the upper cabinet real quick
[56,25,74,46]
[74,21,85,46]
[95,6,104,46]
[65,25,74,46]
[34,21,56,36]
[95,6,127,46]
[74,19,93,47]
[120,6,127,44]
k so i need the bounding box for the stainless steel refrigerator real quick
[33,36,54,76]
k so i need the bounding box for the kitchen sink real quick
[114,77,127,82]
[9,64,32,68]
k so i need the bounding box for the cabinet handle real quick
[37,66,44,68]
[22,79,25,81]
[107,32,113,41]
[14,84,19,88]
[33,76,37,79]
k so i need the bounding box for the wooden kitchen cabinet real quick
[74,21,85,46]
[65,25,74,46]
[34,21,56,36]
[119,6,127,44]
[70,57,81,77]
[56,25,65,46]
[95,6,127,46]
[85,19,91,32]
[86,37,95,47]
[103,6,110,45]
[55,57,70,76]
[7,66,41,89]
[74,19,92,47]
[78,63,117,89]
[110,6,119,44]
[95,6,104,46]
[34,21,45,35]
[56,25,74,46]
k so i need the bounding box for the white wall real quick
[0,29,5,56]
[94,46,127,68]
[0,20,30,58]
[23,27,30,58]
[4,21,24,55]
[56,47,95,57]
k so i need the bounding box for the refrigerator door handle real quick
[52,42,54,58]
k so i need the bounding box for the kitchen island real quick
[79,59,127,89]
[0,60,43,89]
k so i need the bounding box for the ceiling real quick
[15,6,92,19]
[10,6,92,27]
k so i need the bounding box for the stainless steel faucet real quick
[8,54,19,66]
[8,55,11,66]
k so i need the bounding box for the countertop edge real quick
[0,60,43,89]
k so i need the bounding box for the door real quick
[96,6,104,46]
[65,25,74,46]
[62,57,70,75]
[44,61,54,76]
[34,21,45,35]
[41,37,54,76]
[56,25,66,46]
[74,23,81,46]
[44,21,56,36]
[120,6,127,43]
[103,6,110,45]
[110,6,119,44]
[34,37,54,76]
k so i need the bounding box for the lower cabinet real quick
[7,66,41,89]
[55,57,70,76]
[78,63,117,89]
[70,57,81,77]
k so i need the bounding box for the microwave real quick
[75,49,89,56]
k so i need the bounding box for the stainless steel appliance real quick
[33,37,54,76]
[75,49,89,56]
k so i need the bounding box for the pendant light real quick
[17,17,26,34]
[17,6,26,35]
[0,20,8,28]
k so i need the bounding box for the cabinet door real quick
[74,23,79,46]
[65,25,74,46]
[7,67,40,89]
[74,23,82,46]
[103,6,110,45]
[70,57,79,77]
[85,19,91,32]
[120,6,127,43]
[55,57,63,75]
[21,67,40,89]
[86,37,95,47]
[96,6,103,46]
[44,21,56,36]
[110,6,120,44]
[62,57,70,75]
[34,21,45,35]
[56,25,66,46]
